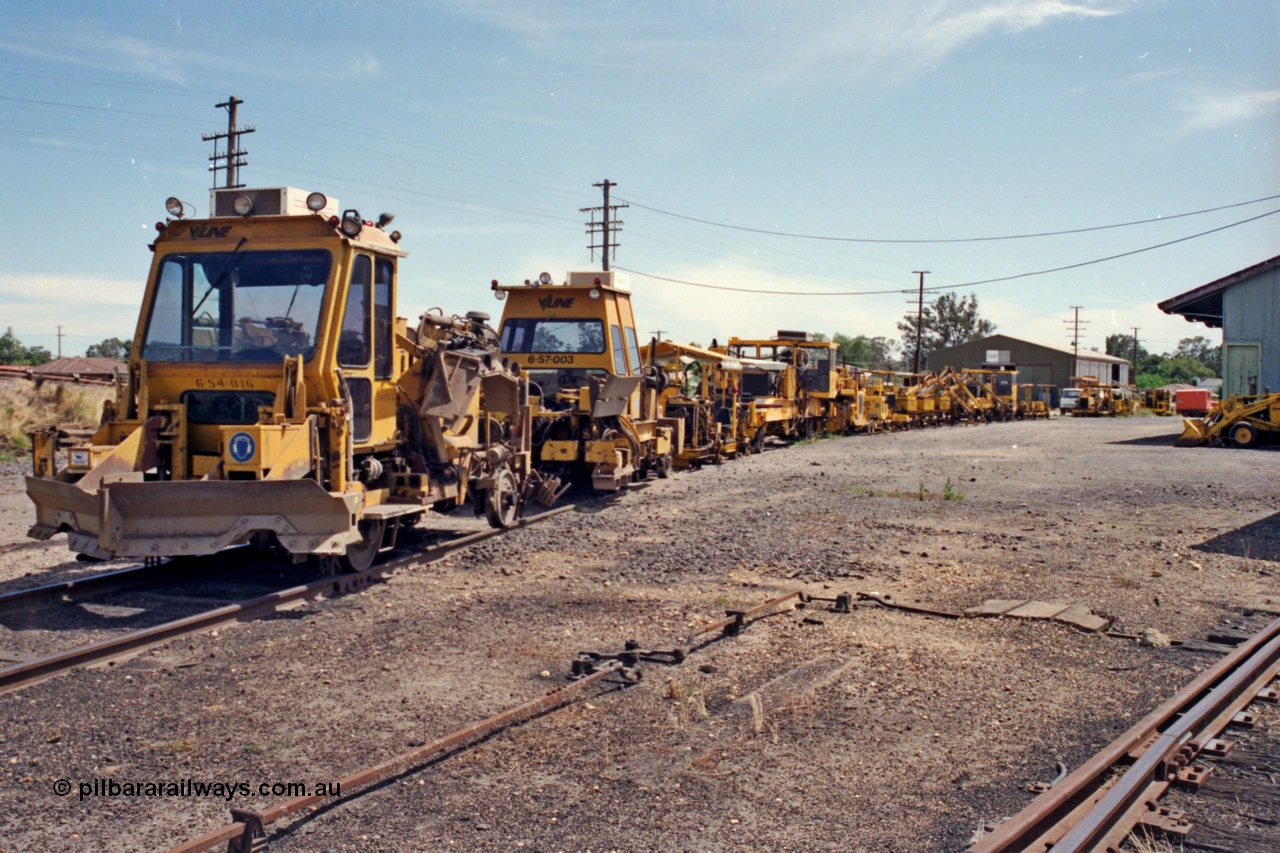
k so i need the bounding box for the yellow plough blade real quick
[1174,418,1209,447]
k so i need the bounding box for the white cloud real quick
[1181,87,1280,130]
[608,260,909,347]
[0,30,383,86]
[0,274,144,350]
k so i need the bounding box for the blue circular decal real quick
[228,432,256,464]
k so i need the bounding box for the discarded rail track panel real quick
[969,615,1280,853]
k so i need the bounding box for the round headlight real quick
[589,288,601,300]
[340,216,363,237]
[233,195,254,215]
[494,290,507,301]
[165,197,186,218]
[306,192,328,211]
[539,272,553,285]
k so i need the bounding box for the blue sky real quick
[2,0,1277,361]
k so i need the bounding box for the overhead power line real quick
[619,193,1280,245]
[616,207,1280,297]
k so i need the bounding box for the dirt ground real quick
[1,416,1277,852]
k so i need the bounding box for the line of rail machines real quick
[22,187,1072,571]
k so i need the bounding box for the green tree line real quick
[1105,333,1219,387]
[0,330,132,366]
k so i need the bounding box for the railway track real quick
[0,506,574,696]
[970,610,1280,853]
[161,583,813,853]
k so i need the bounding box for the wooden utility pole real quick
[581,180,628,272]
[202,96,255,190]
[56,325,63,359]
[1064,306,1088,378]
[910,270,930,374]
[1131,327,1140,384]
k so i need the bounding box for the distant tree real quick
[0,328,52,365]
[1173,336,1221,375]
[897,292,994,365]
[85,337,131,360]
[1105,333,1148,364]
[833,333,899,369]
[1161,356,1215,385]
[0,328,24,364]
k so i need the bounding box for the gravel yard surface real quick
[1,416,1277,852]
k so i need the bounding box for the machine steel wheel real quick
[485,467,520,529]
[321,518,385,575]
[656,453,673,478]
[345,518,385,573]
[1230,422,1260,448]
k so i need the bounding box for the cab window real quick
[374,258,393,379]
[624,327,642,376]
[339,255,371,368]
[610,324,628,375]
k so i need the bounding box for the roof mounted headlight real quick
[233,194,254,216]
[538,271,553,285]
[340,209,363,237]
[165,197,189,218]
[306,192,328,212]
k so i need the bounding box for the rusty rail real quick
[0,561,192,617]
[0,364,117,386]
[164,660,624,853]
[0,506,575,695]
[970,615,1280,852]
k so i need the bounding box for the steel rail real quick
[0,561,188,617]
[164,659,623,853]
[1052,622,1280,852]
[970,615,1280,852]
[0,505,574,696]
[684,589,803,647]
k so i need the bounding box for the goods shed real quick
[927,334,1130,406]
[1159,253,1280,397]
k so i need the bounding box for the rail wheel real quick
[1230,421,1260,448]
[753,430,766,454]
[319,518,384,576]
[656,453,673,478]
[485,467,520,529]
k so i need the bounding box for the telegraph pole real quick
[581,180,628,272]
[649,329,667,342]
[1131,327,1140,385]
[909,270,930,374]
[202,96,255,190]
[1064,306,1088,378]
[56,325,63,359]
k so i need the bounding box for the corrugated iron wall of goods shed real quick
[1223,266,1280,397]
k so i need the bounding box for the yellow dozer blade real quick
[26,477,363,561]
[1174,417,1210,447]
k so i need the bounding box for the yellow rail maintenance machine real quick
[494,270,675,491]
[28,187,544,571]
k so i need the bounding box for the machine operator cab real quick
[492,270,672,490]
[493,270,646,411]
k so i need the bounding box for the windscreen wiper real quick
[191,237,248,317]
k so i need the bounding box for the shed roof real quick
[30,357,125,376]
[1157,253,1280,329]
[930,334,1130,365]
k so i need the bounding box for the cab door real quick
[337,253,396,446]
